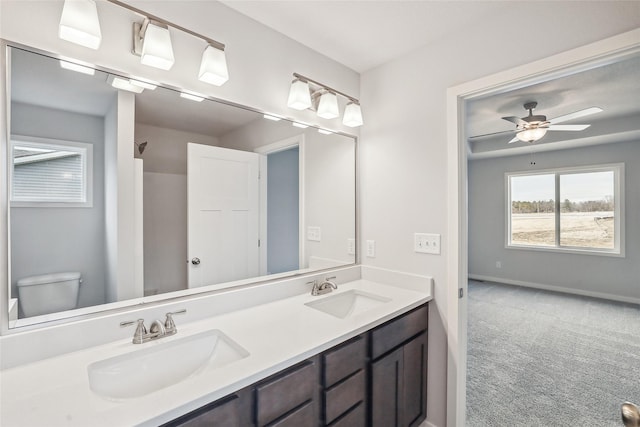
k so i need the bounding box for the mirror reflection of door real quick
[187,143,260,288]
[266,147,299,274]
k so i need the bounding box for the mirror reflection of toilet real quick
[16,272,82,317]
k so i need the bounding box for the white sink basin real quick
[88,330,249,400]
[305,290,391,319]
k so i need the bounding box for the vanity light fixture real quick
[288,73,363,127]
[263,114,282,121]
[108,75,145,93]
[180,92,205,102]
[135,18,175,70]
[58,0,102,49]
[199,44,229,86]
[287,79,312,110]
[59,60,95,76]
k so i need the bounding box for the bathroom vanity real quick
[0,273,432,427]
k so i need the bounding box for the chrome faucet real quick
[310,276,338,296]
[121,309,187,344]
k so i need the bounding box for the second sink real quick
[88,329,249,400]
[305,289,391,319]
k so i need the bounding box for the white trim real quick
[505,163,624,256]
[446,29,640,427]
[469,274,640,305]
[10,135,93,208]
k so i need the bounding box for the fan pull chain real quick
[528,143,536,166]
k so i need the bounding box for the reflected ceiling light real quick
[180,92,205,102]
[199,44,229,86]
[318,129,333,135]
[133,18,175,70]
[129,78,157,90]
[342,102,363,127]
[317,91,340,120]
[59,60,95,75]
[288,73,363,127]
[108,75,144,93]
[516,127,548,143]
[263,114,282,121]
[58,0,102,49]
[292,122,309,129]
[287,79,312,110]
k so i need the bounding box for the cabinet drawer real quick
[329,402,366,427]
[256,360,317,426]
[323,335,367,387]
[371,305,428,359]
[268,401,315,427]
[324,369,366,424]
[166,395,240,427]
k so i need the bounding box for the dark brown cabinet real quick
[162,303,428,427]
[370,305,429,427]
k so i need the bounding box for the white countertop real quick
[1,278,431,427]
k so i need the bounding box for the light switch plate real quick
[307,226,321,242]
[366,240,375,257]
[414,233,441,254]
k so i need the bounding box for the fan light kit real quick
[287,73,363,127]
[470,101,602,144]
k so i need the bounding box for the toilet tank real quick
[17,272,82,317]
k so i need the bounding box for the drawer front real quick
[371,305,428,359]
[256,360,317,426]
[329,402,366,427]
[168,395,240,427]
[324,369,366,424]
[323,335,367,387]
[268,401,315,427]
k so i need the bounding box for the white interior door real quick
[187,143,260,288]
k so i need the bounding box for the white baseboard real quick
[469,274,640,305]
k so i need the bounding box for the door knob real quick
[191,257,201,265]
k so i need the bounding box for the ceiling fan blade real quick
[502,116,528,126]
[468,129,516,139]
[548,124,591,131]
[508,136,520,144]
[549,107,602,124]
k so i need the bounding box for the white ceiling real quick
[221,0,508,73]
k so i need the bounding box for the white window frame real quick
[10,135,93,208]
[506,163,624,257]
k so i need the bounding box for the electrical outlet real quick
[414,233,441,255]
[347,238,356,255]
[366,240,376,257]
[307,226,321,242]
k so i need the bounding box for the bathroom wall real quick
[10,102,106,309]
[134,123,220,295]
[359,5,640,425]
[468,140,640,301]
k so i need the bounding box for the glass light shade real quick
[317,92,339,119]
[342,102,363,127]
[180,92,205,102]
[140,21,175,70]
[110,77,144,94]
[198,45,229,86]
[58,0,102,49]
[59,60,95,75]
[516,127,548,143]
[287,80,312,110]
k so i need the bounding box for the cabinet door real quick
[371,347,404,427]
[403,332,428,427]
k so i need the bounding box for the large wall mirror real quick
[5,44,356,328]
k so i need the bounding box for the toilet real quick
[17,272,82,317]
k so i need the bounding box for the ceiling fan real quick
[471,101,603,143]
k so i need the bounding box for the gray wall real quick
[267,147,299,274]
[468,140,640,301]
[10,102,106,310]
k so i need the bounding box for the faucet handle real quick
[120,319,147,344]
[165,309,186,334]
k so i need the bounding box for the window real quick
[507,164,623,255]
[10,136,93,207]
